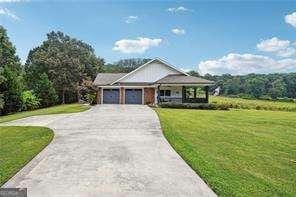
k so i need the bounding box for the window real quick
[160,90,171,97]
[185,88,195,99]
[195,87,206,98]
[185,87,205,99]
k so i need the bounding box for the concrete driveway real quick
[3,105,216,197]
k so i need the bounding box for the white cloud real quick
[113,37,162,54]
[198,53,296,75]
[166,6,193,13]
[257,37,296,58]
[277,47,296,58]
[285,12,296,27]
[125,15,138,24]
[0,7,19,20]
[257,37,290,52]
[171,28,186,35]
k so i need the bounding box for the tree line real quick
[189,71,296,100]
[1,25,295,115]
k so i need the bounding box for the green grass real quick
[0,103,89,185]
[211,96,296,112]
[155,108,296,196]
[0,103,90,123]
[0,126,54,186]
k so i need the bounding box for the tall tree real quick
[103,58,152,73]
[33,73,58,107]
[0,26,23,114]
[25,31,104,103]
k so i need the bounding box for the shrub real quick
[158,102,229,110]
[21,90,40,111]
[85,93,96,105]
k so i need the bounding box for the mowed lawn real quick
[0,126,54,186]
[0,103,90,123]
[0,103,90,186]
[155,108,296,196]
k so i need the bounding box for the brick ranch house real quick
[93,58,214,105]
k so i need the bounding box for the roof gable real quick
[111,58,188,84]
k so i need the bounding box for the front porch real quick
[155,74,214,104]
[157,85,210,104]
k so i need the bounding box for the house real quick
[93,58,214,105]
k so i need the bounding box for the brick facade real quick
[98,87,154,105]
[144,88,155,105]
[96,88,101,104]
[120,87,125,104]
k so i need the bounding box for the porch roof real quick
[155,74,214,85]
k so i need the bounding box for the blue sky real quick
[0,0,295,75]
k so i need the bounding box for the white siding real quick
[119,61,181,83]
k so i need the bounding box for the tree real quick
[33,73,58,107]
[103,58,151,73]
[0,26,23,114]
[0,68,5,109]
[268,78,286,99]
[25,31,104,104]
[187,70,200,77]
[1,66,23,114]
[284,73,296,98]
[116,58,151,68]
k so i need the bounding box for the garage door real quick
[103,89,119,104]
[125,89,142,104]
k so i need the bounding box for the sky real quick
[0,0,295,75]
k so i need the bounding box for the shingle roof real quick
[94,73,214,86]
[93,73,128,85]
[155,74,214,85]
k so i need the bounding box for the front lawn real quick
[155,108,296,196]
[0,103,90,123]
[0,126,54,186]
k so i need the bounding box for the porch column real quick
[157,85,160,103]
[182,86,186,103]
[205,86,209,103]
